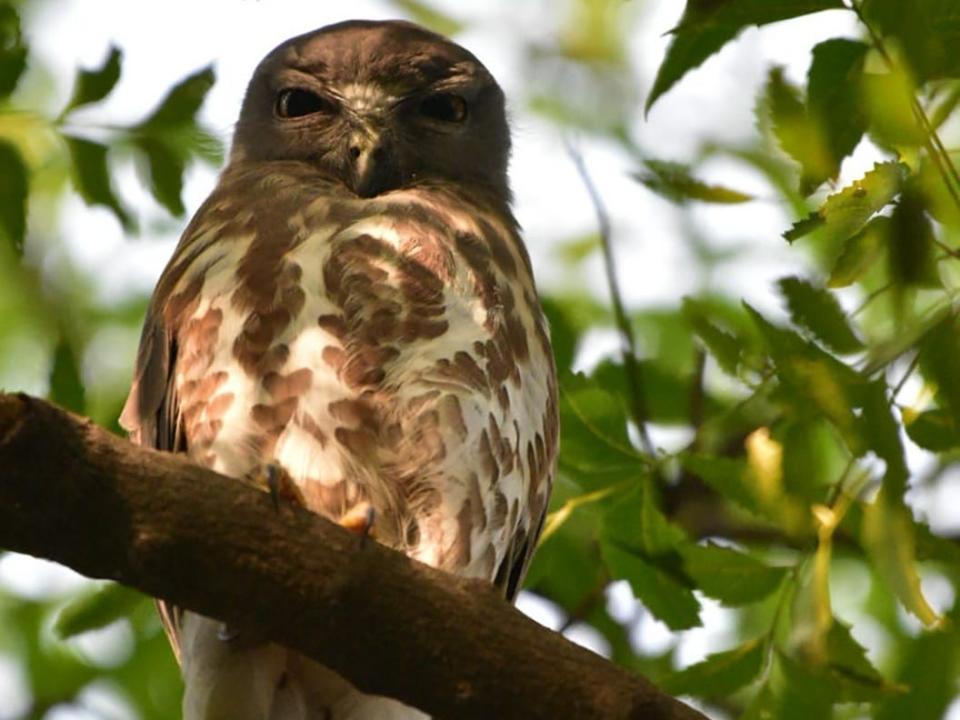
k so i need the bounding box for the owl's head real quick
[232,20,511,200]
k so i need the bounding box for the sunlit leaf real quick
[777,276,863,354]
[765,66,831,194]
[65,134,133,230]
[903,407,959,451]
[647,0,844,112]
[827,215,888,288]
[862,489,941,626]
[784,161,906,243]
[390,0,463,36]
[659,638,765,697]
[61,45,122,116]
[862,66,926,148]
[0,3,27,99]
[49,336,86,414]
[807,38,869,183]
[681,543,787,605]
[0,139,27,257]
[633,159,753,204]
[53,582,144,639]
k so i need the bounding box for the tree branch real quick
[0,393,707,720]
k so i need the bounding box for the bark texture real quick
[0,393,707,720]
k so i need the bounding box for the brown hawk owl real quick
[121,19,557,720]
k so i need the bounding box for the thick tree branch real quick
[0,393,707,720]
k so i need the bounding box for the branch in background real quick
[566,143,658,462]
[0,393,708,720]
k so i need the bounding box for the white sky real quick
[5,2,960,718]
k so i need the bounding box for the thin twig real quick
[566,141,658,461]
[892,352,921,400]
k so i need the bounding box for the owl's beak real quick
[347,127,400,198]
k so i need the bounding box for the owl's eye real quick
[275,88,337,119]
[419,93,468,123]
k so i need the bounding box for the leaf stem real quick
[566,141,658,462]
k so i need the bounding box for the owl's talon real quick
[339,501,377,540]
[245,462,305,512]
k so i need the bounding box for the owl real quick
[122,19,557,720]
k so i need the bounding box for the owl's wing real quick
[120,301,188,664]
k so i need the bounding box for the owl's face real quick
[232,20,511,199]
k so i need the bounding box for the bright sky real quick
[5,2,960,718]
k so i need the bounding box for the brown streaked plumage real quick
[122,19,557,720]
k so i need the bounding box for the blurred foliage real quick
[2,0,960,718]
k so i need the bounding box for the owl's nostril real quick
[349,146,362,160]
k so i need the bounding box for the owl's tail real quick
[178,611,429,720]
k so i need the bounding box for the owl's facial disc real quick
[233,20,512,201]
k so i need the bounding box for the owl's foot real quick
[244,462,305,511]
[338,501,377,540]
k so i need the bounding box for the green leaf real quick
[807,39,869,182]
[860,379,908,495]
[53,582,144,639]
[0,139,27,257]
[783,161,906,243]
[64,135,133,230]
[777,276,863,354]
[680,453,766,518]
[681,542,787,605]
[746,304,866,452]
[887,184,940,288]
[601,542,702,630]
[633,159,753,204]
[139,65,215,129]
[390,0,464,36]
[61,46,122,116]
[603,480,687,557]
[903,407,960,451]
[875,619,959,720]
[555,233,600,265]
[0,3,27,99]
[824,620,899,701]
[682,297,742,374]
[134,135,186,216]
[827,215,888,288]
[765,66,831,194]
[862,489,941,626]
[861,0,960,81]
[559,371,645,484]
[49,337,86,414]
[918,314,960,424]
[659,638,765,697]
[862,66,926,148]
[646,0,844,112]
